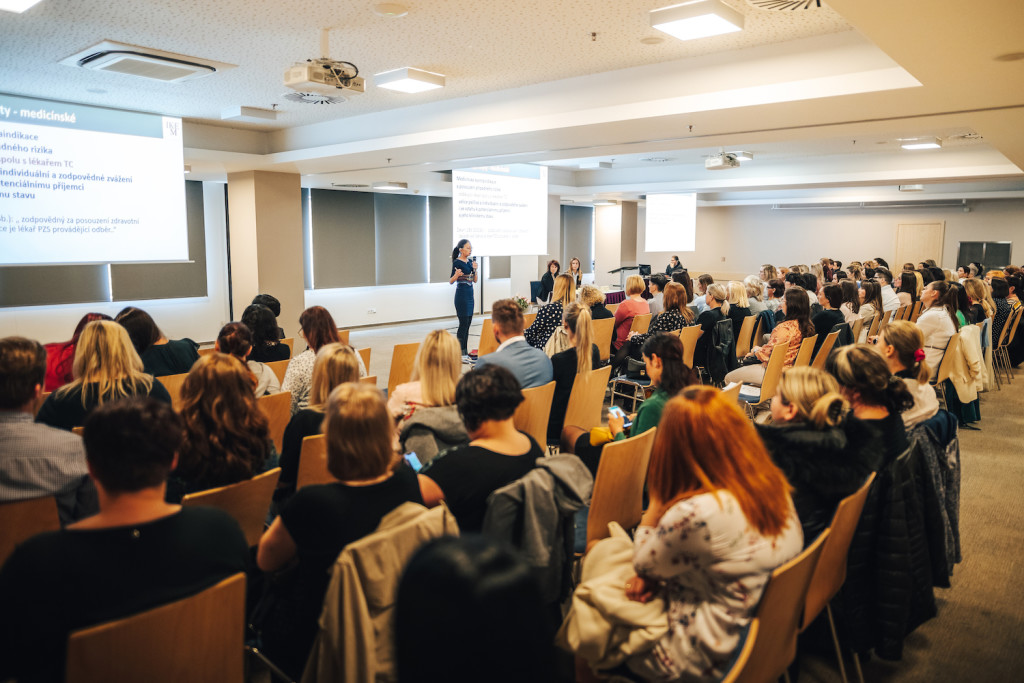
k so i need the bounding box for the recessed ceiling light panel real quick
[375,67,445,93]
[650,1,745,42]
[373,181,408,191]
[0,0,45,13]
[900,136,942,150]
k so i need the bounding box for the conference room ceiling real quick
[2,0,1023,205]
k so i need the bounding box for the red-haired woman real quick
[282,306,366,414]
[43,313,112,391]
[622,387,802,681]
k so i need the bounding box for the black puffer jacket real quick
[757,420,876,546]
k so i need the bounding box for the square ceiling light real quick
[375,67,445,93]
[0,0,45,12]
[900,136,942,150]
[650,1,745,42]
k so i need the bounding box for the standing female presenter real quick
[450,239,478,359]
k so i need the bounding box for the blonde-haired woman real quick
[964,277,994,322]
[875,321,939,428]
[525,273,577,349]
[548,302,601,442]
[257,382,423,678]
[278,343,361,497]
[726,280,752,347]
[692,282,730,371]
[36,320,171,431]
[744,275,767,315]
[756,366,875,544]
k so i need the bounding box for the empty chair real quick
[66,573,246,683]
[811,330,840,370]
[181,468,282,547]
[585,427,656,550]
[388,342,421,397]
[792,335,818,368]
[258,391,292,453]
[512,380,556,448]
[592,317,615,362]
[0,496,60,568]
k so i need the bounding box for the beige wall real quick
[637,199,1023,281]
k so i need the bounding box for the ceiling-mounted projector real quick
[705,153,740,170]
[284,29,365,95]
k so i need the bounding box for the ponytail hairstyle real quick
[451,239,470,261]
[562,302,594,375]
[705,283,730,316]
[880,321,930,385]
[825,344,915,414]
[775,366,848,428]
[925,280,961,331]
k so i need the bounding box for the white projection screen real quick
[0,93,188,266]
[645,193,697,253]
[452,163,548,256]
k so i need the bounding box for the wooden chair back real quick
[894,304,908,322]
[197,347,217,358]
[155,372,189,411]
[296,435,334,490]
[336,329,350,346]
[735,316,756,358]
[726,530,827,683]
[866,313,882,339]
[933,333,961,386]
[629,313,652,335]
[877,309,895,335]
[849,316,864,343]
[802,473,875,631]
[742,341,789,411]
[810,330,840,370]
[562,365,612,430]
[477,319,499,358]
[257,391,291,453]
[360,375,378,387]
[909,300,923,323]
[750,316,764,349]
[0,496,60,567]
[793,335,817,368]
[181,468,281,547]
[592,318,615,362]
[72,426,85,435]
[586,427,657,549]
[523,312,537,328]
[512,381,556,447]
[266,360,289,385]
[387,342,421,397]
[721,382,742,404]
[678,326,703,369]
[606,303,619,315]
[282,337,295,355]
[66,573,246,683]
[1006,308,1024,346]
[357,347,371,371]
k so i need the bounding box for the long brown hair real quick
[647,387,794,537]
[299,306,340,353]
[663,282,694,323]
[783,288,815,338]
[176,353,269,487]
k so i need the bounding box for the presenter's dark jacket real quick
[141,338,200,377]
[35,379,172,432]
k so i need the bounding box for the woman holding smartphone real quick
[450,239,478,359]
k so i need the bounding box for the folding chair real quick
[793,335,817,368]
[930,333,960,411]
[563,365,613,430]
[296,434,333,490]
[811,330,840,370]
[735,316,756,358]
[258,391,291,453]
[155,372,189,411]
[585,427,657,551]
[737,341,790,420]
[592,318,615,363]
[387,342,420,397]
[513,381,556,447]
[181,468,281,546]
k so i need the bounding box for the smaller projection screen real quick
[452,163,548,256]
[645,193,697,252]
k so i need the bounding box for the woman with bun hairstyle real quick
[875,321,939,428]
[826,344,914,469]
[215,322,280,397]
[757,367,873,544]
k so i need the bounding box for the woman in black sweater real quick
[812,284,846,355]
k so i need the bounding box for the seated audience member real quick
[847,264,863,283]
[36,321,171,431]
[875,268,901,312]
[897,271,918,311]
[0,398,248,683]
[764,278,785,313]
[859,280,884,327]
[692,282,729,369]
[964,277,993,324]
[525,274,575,349]
[418,365,542,533]
[671,268,695,305]
[0,337,97,524]
[875,321,939,428]
[990,277,1013,342]
[826,345,913,469]
[282,305,366,415]
[216,322,280,396]
[916,280,960,378]
[579,284,614,320]
[548,303,601,442]
[760,264,778,283]
[950,282,972,327]
[725,280,752,344]
[627,281,694,361]
[563,333,699,477]
[43,313,112,391]
[725,288,811,387]
[757,367,873,545]
[839,280,861,324]
[480,299,554,388]
[252,293,286,339]
[812,284,846,354]
[242,303,291,363]
[167,353,275,501]
[693,274,714,314]
[256,383,422,679]
[802,273,820,306]
[278,344,360,498]
[115,306,199,376]
[396,536,554,683]
[537,259,560,304]
[744,276,767,315]
[647,273,668,316]
[620,387,802,681]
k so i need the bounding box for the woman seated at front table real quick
[277,343,360,499]
[525,273,576,350]
[114,306,199,377]
[215,322,280,396]
[537,259,560,303]
[418,364,543,533]
[724,287,811,388]
[282,305,367,415]
[166,353,276,502]
[256,383,423,679]
[36,320,172,431]
[618,387,802,681]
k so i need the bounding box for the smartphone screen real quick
[609,406,632,429]
[404,452,422,472]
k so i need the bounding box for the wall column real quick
[593,200,638,287]
[227,171,304,332]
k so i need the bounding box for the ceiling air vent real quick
[283,91,345,105]
[747,1,822,10]
[61,40,236,83]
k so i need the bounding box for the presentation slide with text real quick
[452,164,548,256]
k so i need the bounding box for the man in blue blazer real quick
[475,299,553,389]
